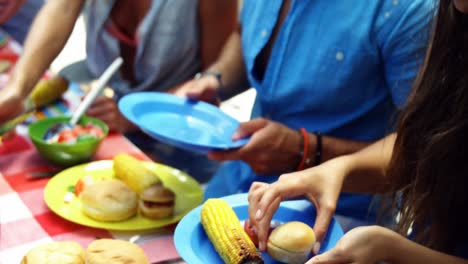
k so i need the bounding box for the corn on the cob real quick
[201,199,264,264]
[28,76,69,109]
[113,153,160,194]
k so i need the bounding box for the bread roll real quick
[139,183,175,219]
[21,241,85,264]
[80,179,138,221]
[86,239,149,264]
[267,221,316,264]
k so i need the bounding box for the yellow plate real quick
[44,160,204,231]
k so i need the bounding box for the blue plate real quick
[174,193,344,264]
[118,92,249,153]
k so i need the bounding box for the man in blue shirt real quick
[177,0,434,220]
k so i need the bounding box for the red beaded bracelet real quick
[296,128,310,171]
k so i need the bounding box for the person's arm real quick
[337,133,396,193]
[389,234,468,264]
[206,26,249,98]
[198,0,237,70]
[248,133,396,249]
[173,25,249,103]
[8,0,84,98]
[309,226,468,264]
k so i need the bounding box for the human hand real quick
[307,226,393,264]
[209,118,301,174]
[172,74,221,105]
[85,96,136,134]
[248,158,348,252]
[0,84,25,123]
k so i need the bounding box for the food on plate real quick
[43,123,104,144]
[139,183,175,219]
[113,153,161,194]
[21,241,85,264]
[79,179,138,221]
[244,220,259,247]
[244,219,281,248]
[201,198,264,264]
[86,239,149,264]
[267,221,316,264]
[73,175,94,197]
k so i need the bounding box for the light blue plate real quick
[118,92,249,153]
[174,193,344,264]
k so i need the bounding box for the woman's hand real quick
[307,226,394,264]
[85,96,137,134]
[247,157,350,252]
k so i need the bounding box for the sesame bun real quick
[21,241,85,264]
[86,239,149,264]
[80,179,138,221]
[267,221,316,264]
[139,183,175,219]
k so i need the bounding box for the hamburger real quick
[86,239,149,264]
[267,221,316,264]
[21,241,85,264]
[80,179,138,222]
[139,183,175,219]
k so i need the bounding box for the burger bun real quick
[267,221,316,264]
[80,179,138,222]
[21,241,85,264]
[86,239,149,264]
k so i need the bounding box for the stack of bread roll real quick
[21,239,149,264]
[113,153,176,220]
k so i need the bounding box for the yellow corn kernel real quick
[201,199,264,264]
[113,153,160,194]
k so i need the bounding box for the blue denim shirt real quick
[85,0,200,99]
[205,0,435,220]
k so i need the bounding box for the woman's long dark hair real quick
[387,1,468,254]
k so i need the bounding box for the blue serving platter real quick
[174,193,344,264]
[118,92,249,153]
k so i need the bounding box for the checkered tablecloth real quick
[0,33,182,264]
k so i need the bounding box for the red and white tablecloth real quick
[0,31,182,264]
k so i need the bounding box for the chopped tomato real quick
[244,220,259,247]
[86,126,104,138]
[74,178,85,196]
[57,130,77,143]
[244,220,280,248]
[71,125,86,135]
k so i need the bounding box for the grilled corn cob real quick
[201,199,264,264]
[113,153,160,194]
[27,76,69,109]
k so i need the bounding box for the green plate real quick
[44,160,204,231]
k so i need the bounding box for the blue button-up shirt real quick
[206,0,435,220]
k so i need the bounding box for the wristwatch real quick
[194,70,223,89]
